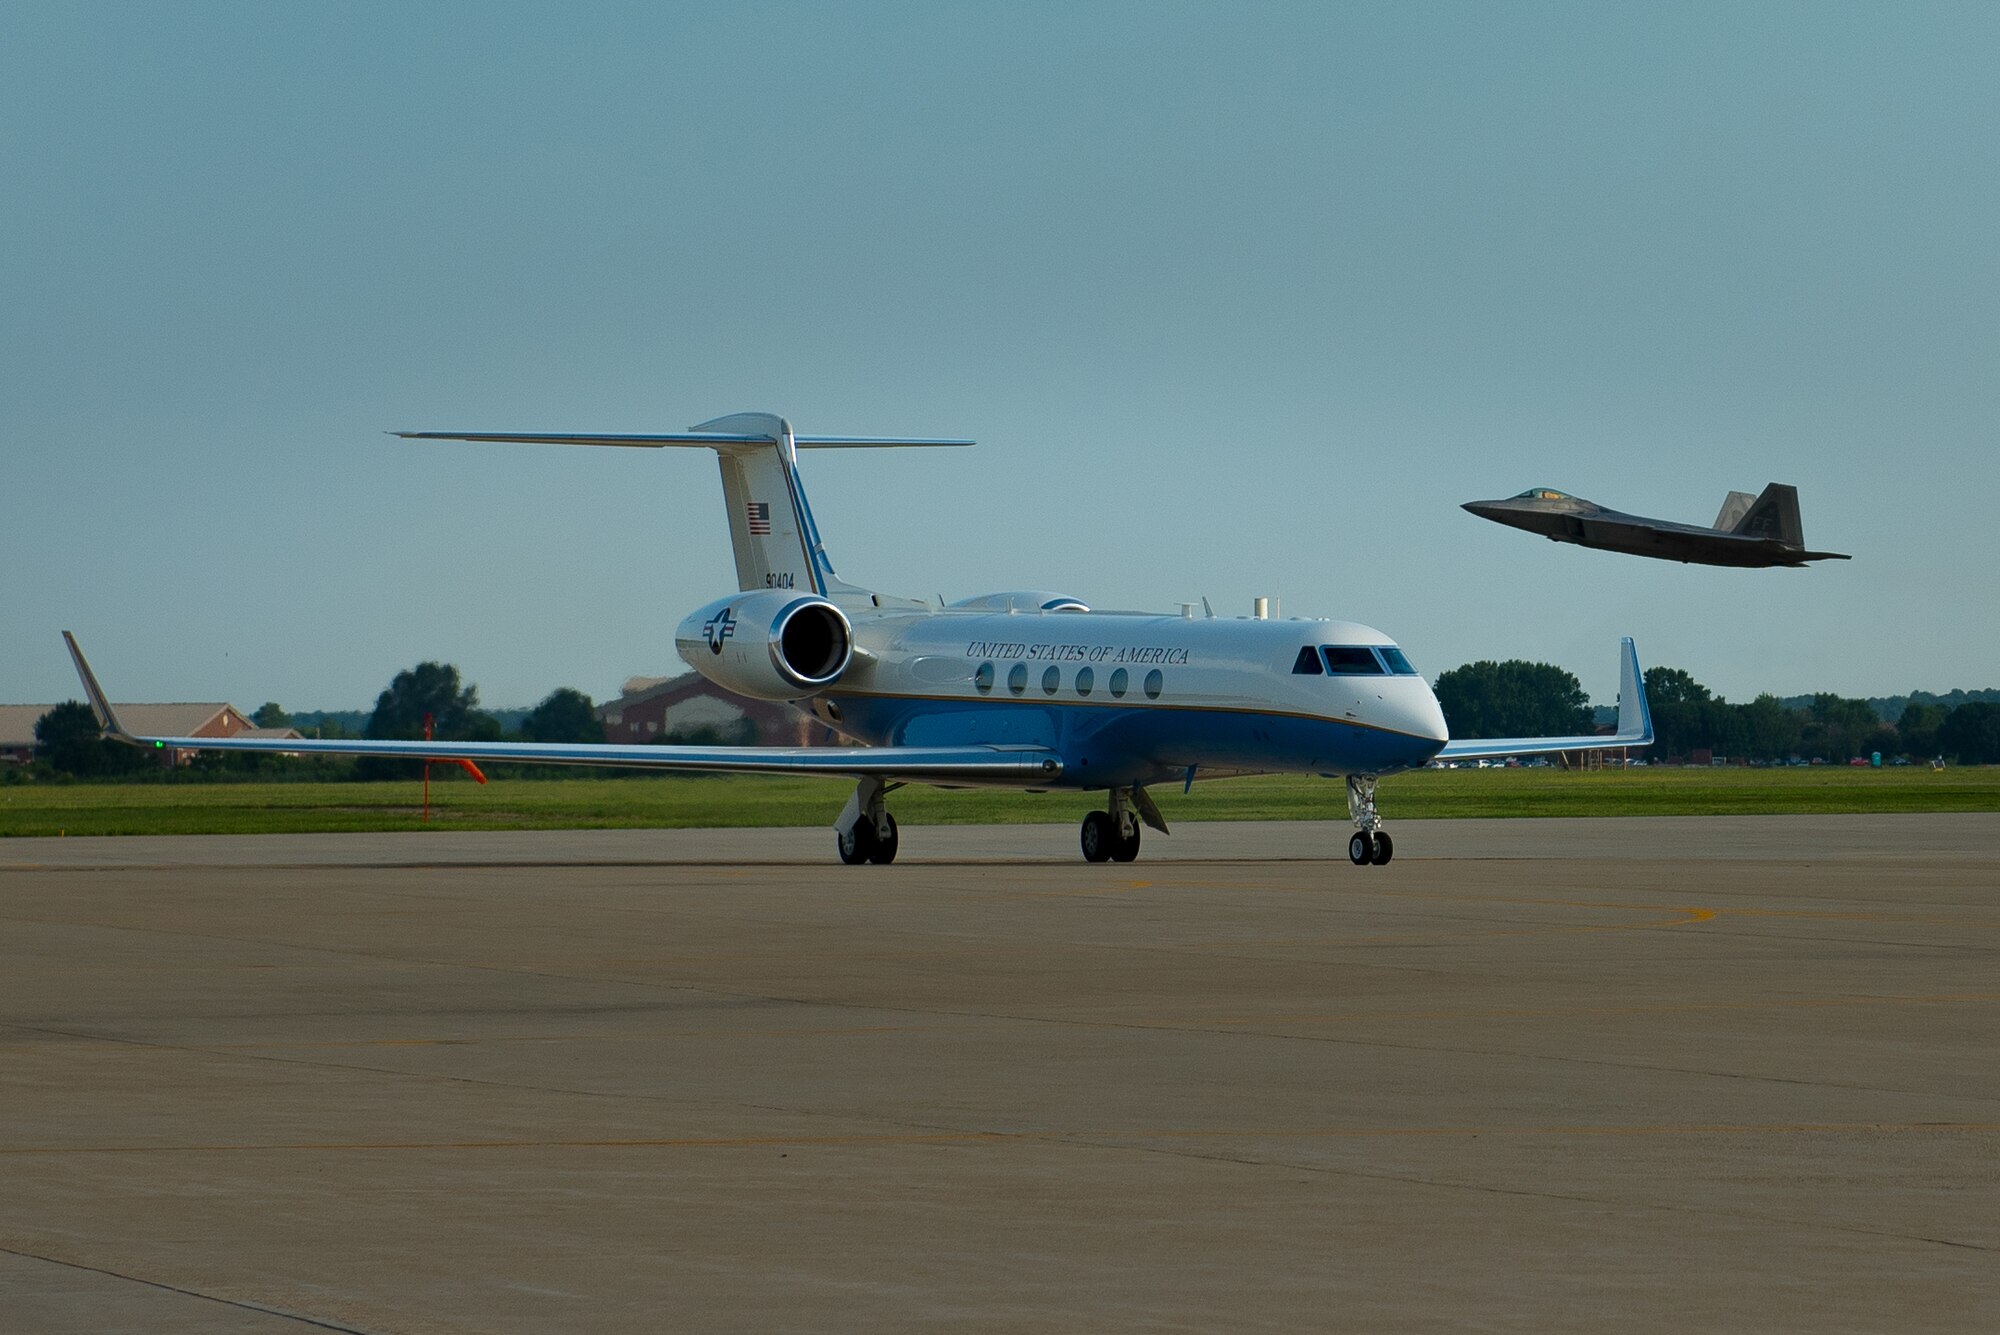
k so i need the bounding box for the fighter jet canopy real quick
[1513,488,1575,501]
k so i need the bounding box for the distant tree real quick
[252,701,292,728]
[1736,694,1804,760]
[365,662,497,741]
[1897,702,1949,758]
[521,688,602,744]
[1643,667,1711,706]
[1641,667,1729,757]
[1938,702,2000,764]
[34,701,147,777]
[1801,693,1881,763]
[1433,660,1592,739]
[358,662,501,779]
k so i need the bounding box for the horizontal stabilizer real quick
[1434,637,1652,762]
[397,413,972,598]
[394,431,973,451]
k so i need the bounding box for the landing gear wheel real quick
[1348,831,1372,866]
[866,813,899,865]
[1080,811,1114,863]
[837,820,878,865]
[1369,830,1393,865]
[1110,822,1141,863]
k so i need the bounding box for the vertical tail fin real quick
[1731,483,1805,545]
[693,413,839,597]
[1712,490,1757,531]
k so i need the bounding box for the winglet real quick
[1433,636,1653,762]
[1614,636,1653,747]
[61,632,137,743]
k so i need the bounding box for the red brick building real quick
[595,675,834,747]
[0,702,293,766]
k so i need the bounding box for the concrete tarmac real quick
[2,816,1996,1333]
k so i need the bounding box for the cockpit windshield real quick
[1321,646,1385,675]
[1378,646,1419,675]
[1512,488,1573,502]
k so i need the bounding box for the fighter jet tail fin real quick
[1730,483,1805,546]
[1712,490,1757,532]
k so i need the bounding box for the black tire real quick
[1080,811,1114,862]
[1111,822,1142,863]
[837,819,877,865]
[867,813,899,865]
[1369,830,1394,865]
[1348,831,1372,865]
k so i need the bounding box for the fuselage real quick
[791,606,1450,789]
[1462,496,1834,567]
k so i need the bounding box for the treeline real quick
[20,662,613,783]
[19,656,2000,783]
[1780,687,2000,726]
[1436,662,2000,764]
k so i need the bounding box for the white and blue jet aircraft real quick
[63,412,1651,867]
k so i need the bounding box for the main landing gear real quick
[1080,809,1139,863]
[835,777,901,865]
[1345,773,1393,866]
[1080,786,1165,863]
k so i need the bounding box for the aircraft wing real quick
[1433,637,1653,762]
[61,634,1060,786]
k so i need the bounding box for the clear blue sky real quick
[5,2,1995,713]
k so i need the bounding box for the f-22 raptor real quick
[1462,483,1850,568]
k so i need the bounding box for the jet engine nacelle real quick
[674,590,853,701]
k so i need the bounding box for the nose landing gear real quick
[1345,774,1393,866]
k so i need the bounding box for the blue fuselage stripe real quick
[824,692,1441,788]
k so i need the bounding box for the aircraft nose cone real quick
[1416,694,1449,745]
[1462,500,1506,520]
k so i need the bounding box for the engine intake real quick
[674,591,853,701]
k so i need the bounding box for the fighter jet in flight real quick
[1461,483,1850,568]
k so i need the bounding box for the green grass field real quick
[3,765,1995,838]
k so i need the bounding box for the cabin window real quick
[1321,646,1386,675]
[1144,669,1164,699]
[1076,667,1094,697]
[1042,665,1060,695]
[1007,663,1028,695]
[974,662,995,693]
[1109,668,1128,698]
[1378,646,1419,676]
[1291,646,1323,675]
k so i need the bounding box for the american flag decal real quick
[746,502,772,535]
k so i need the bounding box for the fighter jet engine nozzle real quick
[674,590,853,701]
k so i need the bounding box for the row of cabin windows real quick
[972,661,1165,700]
[1291,645,1421,677]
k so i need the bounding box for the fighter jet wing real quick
[61,634,1062,786]
[1433,637,1653,762]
